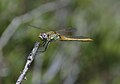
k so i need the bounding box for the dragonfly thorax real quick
[49,33,60,41]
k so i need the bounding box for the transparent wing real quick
[56,28,77,36]
[28,24,77,36]
[28,24,51,32]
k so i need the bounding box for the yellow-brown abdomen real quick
[60,35,93,42]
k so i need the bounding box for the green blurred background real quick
[0,0,120,84]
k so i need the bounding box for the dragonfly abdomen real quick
[60,35,93,42]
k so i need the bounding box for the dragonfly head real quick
[39,33,48,41]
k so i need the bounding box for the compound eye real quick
[42,33,47,39]
[39,33,48,41]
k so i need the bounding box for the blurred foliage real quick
[0,0,120,84]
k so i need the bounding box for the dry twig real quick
[16,42,40,84]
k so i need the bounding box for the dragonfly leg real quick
[40,41,46,47]
[43,41,50,52]
[38,41,50,52]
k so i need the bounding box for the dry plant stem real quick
[16,42,40,84]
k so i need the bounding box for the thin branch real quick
[16,42,40,84]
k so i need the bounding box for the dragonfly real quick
[37,28,93,52]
